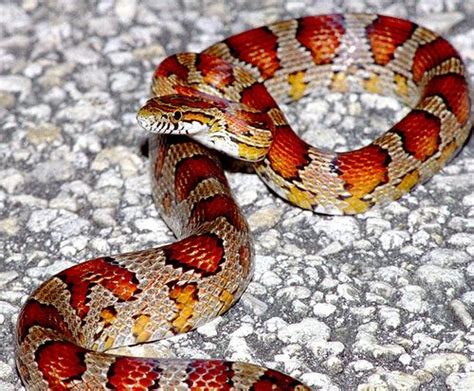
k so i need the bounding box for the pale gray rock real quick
[422,248,471,266]
[0,360,13,380]
[313,303,337,318]
[354,325,406,361]
[313,216,360,245]
[0,271,18,288]
[300,372,339,391]
[383,371,421,391]
[397,285,429,314]
[446,372,474,391]
[450,299,473,330]
[309,340,345,358]
[379,230,410,251]
[27,209,59,233]
[416,265,465,299]
[350,359,374,372]
[378,306,401,330]
[423,353,469,376]
[278,318,330,344]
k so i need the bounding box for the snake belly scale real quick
[16,13,471,390]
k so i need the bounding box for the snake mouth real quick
[137,104,210,136]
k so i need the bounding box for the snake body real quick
[16,14,471,390]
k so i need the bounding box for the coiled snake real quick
[16,13,471,390]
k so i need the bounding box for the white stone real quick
[399,353,412,366]
[354,328,405,360]
[51,211,90,237]
[0,301,17,315]
[450,299,472,329]
[277,318,330,344]
[32,160,74,183]
[241,293,268,316]
[375,266,410,287]
[57,92,118,123]
[259,271,282,287]
[313,216,360,245]
[247,206,282,230]
[115,0,137,23]
[366,217,391,235]
[449,233,474,247]
[110,72,138,92]
[424,353,469,375]
[0,171,24,193]
[313,303,337,318]
[323,355,343,374]
[0,75,31,99]
[416,265,464,298]
[446,372,474,391]
[92,208,117,227]
[337,283,360,302]
[413,333,440,352]
[379,230,410,250]
[309,340,345,358]
[87,188,121,208]
[0,271,18,288]
[378,306,401,329]
[197,317,222,338]
[397,285,428,314]
[463,193,474,206]
[49,194,79,212]
[422,248,470,266]
[227,336,252,363]
[276,286,311,301]
[384,371,421,391]
[300,372,339,390]
[27,209,59,233]
[319,241,344,256]
[351,359,374,372]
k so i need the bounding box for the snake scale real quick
[16,13,471,390]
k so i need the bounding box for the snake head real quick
[137,93,273,162]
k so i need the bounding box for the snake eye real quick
[172,111,182,121]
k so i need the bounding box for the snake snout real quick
[136,100,167,133]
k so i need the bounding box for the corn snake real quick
[16,13,471,390]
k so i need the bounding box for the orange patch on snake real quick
[58,257,140,319]
[335,145,390,197]
[153,139,168,179]
[163,234,224,275]
[190,194,246,231]
[35,341,87,389]
[225,26,280,80]
[267,125,310,180]
[107,357,162,390]
[174,155,227,201]
[296,15,345,65]
[18,299,73,342]
[412,37,461,83]
[422,73,470,125]
[394,110,441,161]
[366,15,415,65]
[240,83,277,112]
[196,53,236,90]
[186,360,233,390]
[154,54,190,80]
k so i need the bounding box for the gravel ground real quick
[1,1,473,390]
